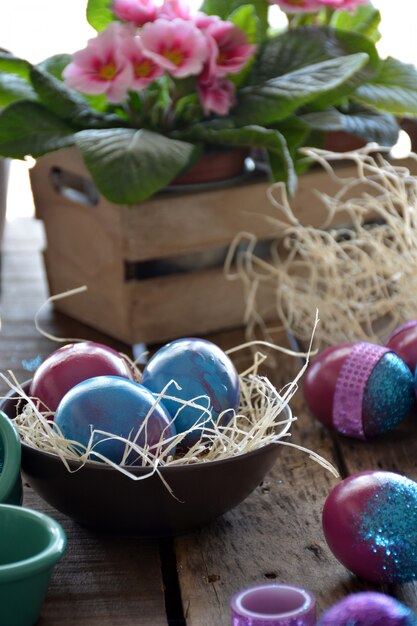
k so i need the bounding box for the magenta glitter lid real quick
[231,584,316,626]
[332,343,389,439]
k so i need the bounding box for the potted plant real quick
[0,0,416,201]
[0,0,416,345]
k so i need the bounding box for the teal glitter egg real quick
[363,352,415,437]
[323,471,417,583]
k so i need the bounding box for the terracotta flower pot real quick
[324,131,366,153]
[171,148,250,186]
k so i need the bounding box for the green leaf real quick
[0,101,75,158]
[174,123,296,194]
[29,66,121,128]
[249,26,379,84]
[331,5,381,43]
[37,54,72,80]
[274,117,310,151]
[87,0,114,31]
[75,128,199,204]
[229,5,258,44]
[0,73,36,108]
[301,107,399,146]
[353,57,417,116]
[233,53,369,126]
[0,52,31,80]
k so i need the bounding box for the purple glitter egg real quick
[323,471,417,583]
[318,592,417,626]
[304,342,414,439]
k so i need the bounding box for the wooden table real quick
[3,217,417,625]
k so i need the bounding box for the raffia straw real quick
[35,285,89,343]
[226,146,417,349]
[34,285,144,382]
[1,311,338,485]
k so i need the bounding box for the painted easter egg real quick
[30,342,134,413]
[304,342,414,439]
[54,376,176,464]
[318,592,417,626]
[385,320,417,373]
[323,471,417,583]
[141,338,240,447]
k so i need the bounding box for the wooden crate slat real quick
[31,149,417,345]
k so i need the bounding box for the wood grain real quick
[32,150,417,345]
[1,218,169,626]
[4,216,417,624]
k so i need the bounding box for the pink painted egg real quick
[303,342,414,439]
[385,320,417,373]
[323,471,417,583]
[30,342,134,414]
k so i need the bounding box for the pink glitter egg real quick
[318,592,417,626]
[385,320,417,373]
[30,342,134,414]
[323,471,417,583]
[303,342,414,439]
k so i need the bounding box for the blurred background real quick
[0,0,415,220]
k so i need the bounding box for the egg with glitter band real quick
[318,592,417,626]
[141,338,240,447]
[303,342,414,439]
[385,320,417,373]
[323,471,417,583]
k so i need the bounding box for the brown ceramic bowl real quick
[0,382,290,536]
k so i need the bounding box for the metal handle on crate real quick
[49,167,100,207]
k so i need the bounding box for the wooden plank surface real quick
[0,219,168,626]
[3,216,417,625]
[174,354,375,625]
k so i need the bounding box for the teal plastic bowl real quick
[0,411,22,505]
[0,504,66,626]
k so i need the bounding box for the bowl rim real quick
[0,504,66,582]
[3,379,292,474]
[0,411,21,502]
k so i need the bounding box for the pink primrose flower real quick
[193,13,221,31]
[112,0,157,26]
[121,35,164,89]
[269,0,322,12]
[204,20,256,78]
[198,76,236,116]
[140,18,209,78]
[157,0,191,20]
[318,0,368,9]
[63,23,133,103]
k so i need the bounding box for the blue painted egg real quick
[141,338,240,447]
[55,376,176,464]
[319,592,417,626]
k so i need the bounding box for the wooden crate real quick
[30,147,406,345]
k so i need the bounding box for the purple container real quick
[231,584,316,625]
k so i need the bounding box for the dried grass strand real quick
[2,334,338,487]
[228,147,417,348]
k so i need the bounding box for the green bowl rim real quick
[0,504,66,582]
[0,411,21,503]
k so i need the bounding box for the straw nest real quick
[1,323,336,483]
[226,146,417,349]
